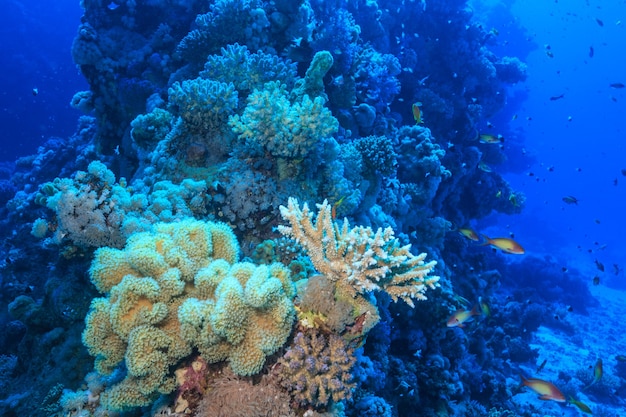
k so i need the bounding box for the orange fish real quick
[458,227,479,241]
[481,235,525,254]
[446,305,481,328]
[520,375,566,402]
[331,196,346,220]
[412,102,424,124]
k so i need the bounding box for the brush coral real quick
[277,329,356,409]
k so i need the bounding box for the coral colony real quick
[2,1,610,417]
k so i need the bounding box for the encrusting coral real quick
[82,218,295,411]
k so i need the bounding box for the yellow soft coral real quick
[82,218,294,411]
[278,198,440,307]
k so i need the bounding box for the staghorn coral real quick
[82,219,295,411]
[278,198,440,308]
[277,329,356,409]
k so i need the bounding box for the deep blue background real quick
[475,0,626,287]
[0,0,86,161]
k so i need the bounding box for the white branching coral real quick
[278,198,440,307]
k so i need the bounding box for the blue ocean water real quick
[476,0,626,282]
[0,0,625,416]
[0,0,87,161]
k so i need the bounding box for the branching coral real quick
[176,0,270,64]
[278,198,440,308]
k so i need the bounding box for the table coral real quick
[82,219,295,411]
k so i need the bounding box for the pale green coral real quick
[41,161,132,248]
[229,81,339,159]
[292,50,334,100]
[82,219,295,411]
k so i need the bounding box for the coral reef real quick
[0,0,556,416]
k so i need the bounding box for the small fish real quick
[589,46,594,58]
[594,259,605,272]
[615,355,626,362]
[614,264,622,275]
[562,195,579,205]
[478,161,492,172]
[32,88,38,96]
[520,375,566,402]
[107,1,120,10]
[592,276,600,285]
[622,169,626,176]
[610,83,625,89]
[480,235,525,254]
[446,305,481,328]
[569,397,593,414]
[478,296,490,317]
[453,294,471,307]
[508,193,520,208]
[495,190,502,198]
[412,102,424,124]
[331,196,346,220]
[596,17,604,27]
[583,358,603,390]
[546,50,554,58]
[549,94,565,101]
[479,134,502,144]
[536,359,548,373]
[458,228,479,241]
